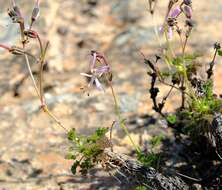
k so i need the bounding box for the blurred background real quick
[0,0,222,189]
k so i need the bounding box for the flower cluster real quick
[161,0,193,39]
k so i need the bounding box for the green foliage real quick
[167,115,177,125]
[135,186,147,190]
[192,80,222,114]
[218,50,222,56]
[137,151,161,169]
[67,127,109,175]
[150,134,165,148]
[137,135,164,169]
[174,79,222,136]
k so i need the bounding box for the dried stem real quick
[207,47,219,79]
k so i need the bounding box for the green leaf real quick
[67,128,76,141]
[65,153,77,160]
[218,50,222,56]
[95,127,108,137]
[166,115,177,124]
[184,53,201,61]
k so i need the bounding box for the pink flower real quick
[81,51,111,92]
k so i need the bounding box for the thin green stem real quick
[107,78,141,153]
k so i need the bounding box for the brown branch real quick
[102,149,189,190]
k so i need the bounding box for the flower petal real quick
[94,78,104,92]
[94,65,110,75]
[169,6,181,18]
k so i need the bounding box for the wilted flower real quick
[81,51,111,92]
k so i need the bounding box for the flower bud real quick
[31,1,40,22]
[184,0,192,5]
[31,7,40,22]
[183,5,192,19]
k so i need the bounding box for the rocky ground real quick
[0,0,222,189]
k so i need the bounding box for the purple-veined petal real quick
[94,78,104,92]
[94,65,110,75]
[80,72,92,78]
[169,6,181,18]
